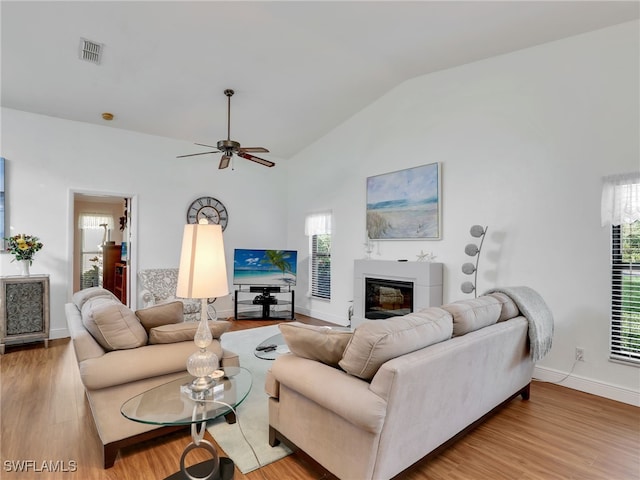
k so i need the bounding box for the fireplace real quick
[353,260,443,328]
[365,277,413,319]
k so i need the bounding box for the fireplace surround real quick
[353,260,443,328]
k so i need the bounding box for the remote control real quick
[256,344,277,351]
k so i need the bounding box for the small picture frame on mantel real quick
[366,162,441,240]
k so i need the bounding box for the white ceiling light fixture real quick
[79,38,103,64]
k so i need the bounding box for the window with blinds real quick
[311,234,331,299]
[611,221,640,364]
[78,214,115,290]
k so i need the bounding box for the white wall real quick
[287,21,640,403]
[0,109,289,338]
[1,21,637,405]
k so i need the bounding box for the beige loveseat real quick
[65,287,239,468]
[266,287,553,480]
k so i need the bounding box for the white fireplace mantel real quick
[352,260,443,328]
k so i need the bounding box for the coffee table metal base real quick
[164,457,234,480]
[121,369,250,480]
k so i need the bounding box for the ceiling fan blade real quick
[176,151,218,158]
[239,147,270,153]
[194,143,218,149]
[219,154,232,169]
[237,151,275,168]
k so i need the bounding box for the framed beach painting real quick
[366,162,441,240]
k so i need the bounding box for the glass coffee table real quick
[121,366,252,480]
[254,333,290,360]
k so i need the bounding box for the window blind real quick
[305,212,332,300]
[604,173,640,364]
[601,172,640,226]
[311,234,331,299]
[305,212,332,236]
[78,213,114,230]
[611,222,640,364]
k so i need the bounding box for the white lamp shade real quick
[176,223,229,299]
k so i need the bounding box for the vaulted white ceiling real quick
[2,1,638,160]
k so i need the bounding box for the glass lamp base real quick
[190,375,216,393]
[186,349,219,392]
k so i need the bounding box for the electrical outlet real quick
[575,347,585,362]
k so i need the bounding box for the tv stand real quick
[250,285,282,295]
[234,287,294,320]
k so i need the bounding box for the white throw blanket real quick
[484,286,554,362]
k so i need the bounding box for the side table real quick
[121,366,252,480]
[0,274,50,354]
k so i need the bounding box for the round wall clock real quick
[186,196,229,231]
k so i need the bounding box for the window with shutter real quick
[305,212,332,300]
[611,221,640,364]
[602,172,640,365]
[311,234,331,299]
[78,214,115,289]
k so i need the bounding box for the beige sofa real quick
[266,287,553,480]
[65,287,239,468]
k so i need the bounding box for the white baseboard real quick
[533,365,639,407]
[50,327,70,340]
[217,307,235,319]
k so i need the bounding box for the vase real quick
[19,260,30,276]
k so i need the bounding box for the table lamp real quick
[176,219,229,393]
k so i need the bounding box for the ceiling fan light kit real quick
[178,89,275,170]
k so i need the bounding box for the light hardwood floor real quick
[1,315,638,480]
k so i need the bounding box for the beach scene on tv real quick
[233,249,297,286]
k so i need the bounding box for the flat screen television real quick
[233,249,297,287]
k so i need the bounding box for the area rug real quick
[207,324,293,473]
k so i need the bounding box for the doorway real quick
[70,191,136,307]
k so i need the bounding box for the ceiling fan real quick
[177,89,275,169]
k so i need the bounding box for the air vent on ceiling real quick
[79,38,103,64]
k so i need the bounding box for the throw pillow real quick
[135,301,183,333]
[81,296,148,351]
[440,296,502,336]
[486,292,520,321]
[339,308,453,380]
[72,287,118,310]
[279,322,353,368]
[148,320,231,344]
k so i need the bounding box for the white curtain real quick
[601,172,640,227]
[305,212,332,236]
[78,213,114,230]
